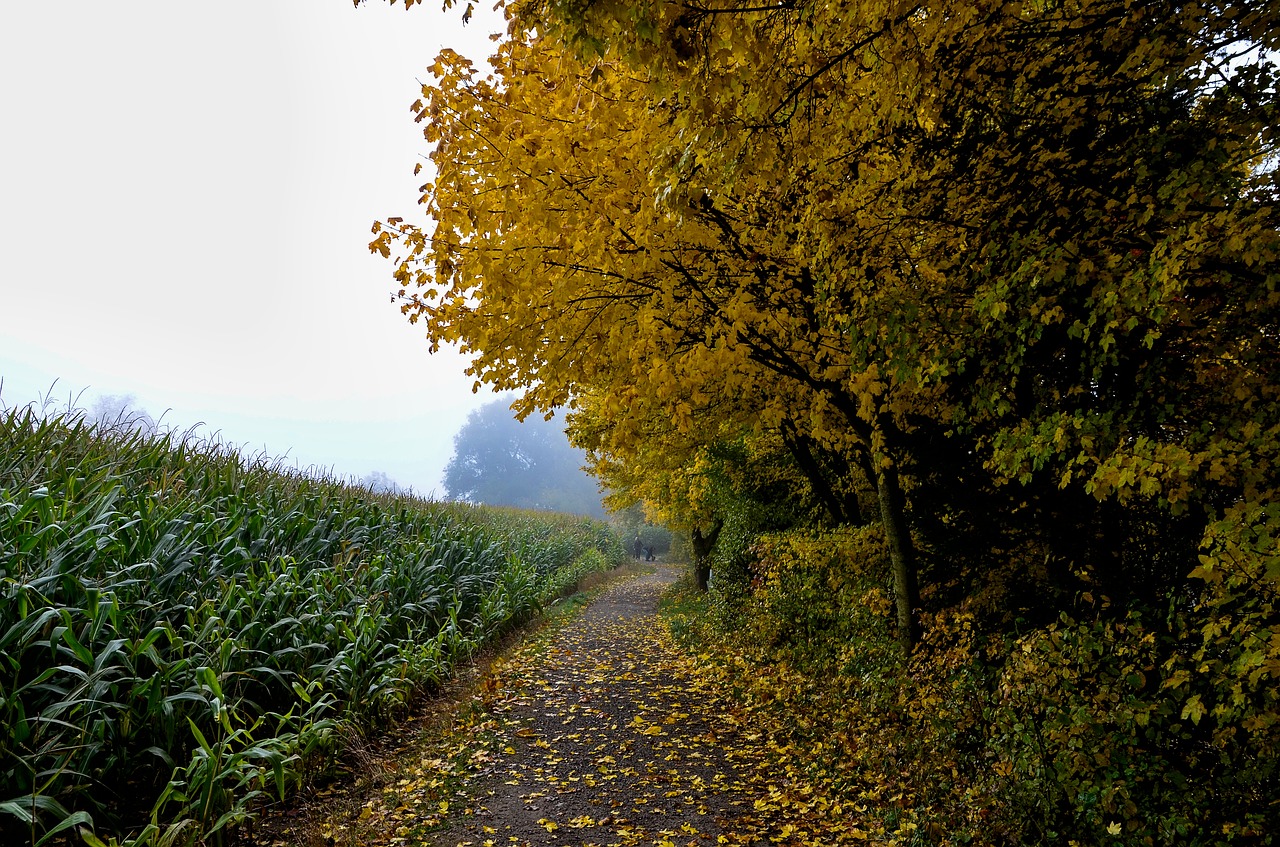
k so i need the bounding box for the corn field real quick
[0,407,622,846]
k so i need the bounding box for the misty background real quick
[0,2,518,497]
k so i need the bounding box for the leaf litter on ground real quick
[247,565,893,847]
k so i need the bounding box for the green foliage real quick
[735,528,896,675]
[987,611,1277,844]
[536,547,617,603]
[0,406,621,845]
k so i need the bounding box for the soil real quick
[426,563,763,847]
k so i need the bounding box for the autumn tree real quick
[375,34,927,645]
[374,0,1277,655]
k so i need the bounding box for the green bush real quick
[539,547,619,602]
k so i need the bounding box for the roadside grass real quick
[656,569,714,651]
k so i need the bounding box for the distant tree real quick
[88,393,156,436]
[359,470,402,495]
[444,399,607,518]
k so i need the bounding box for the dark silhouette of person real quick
[633,535,643,560]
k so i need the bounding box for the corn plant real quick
[0,406,622,845]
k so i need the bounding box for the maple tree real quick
[373,29,926,647]
[372,0,1276,659]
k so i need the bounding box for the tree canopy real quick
[375,0,1277,653]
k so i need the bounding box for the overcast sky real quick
[1,1,505,496]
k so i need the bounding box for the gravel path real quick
[428,564,765,847]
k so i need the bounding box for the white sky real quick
[0,1,505,496]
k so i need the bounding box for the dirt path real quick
[251,565,863,847]
[427,564,767,847]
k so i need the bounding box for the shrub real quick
[687,520,1279,846]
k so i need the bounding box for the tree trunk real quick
[875,461,920,654]
[694,559,712,592]
[691,521,722,592]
